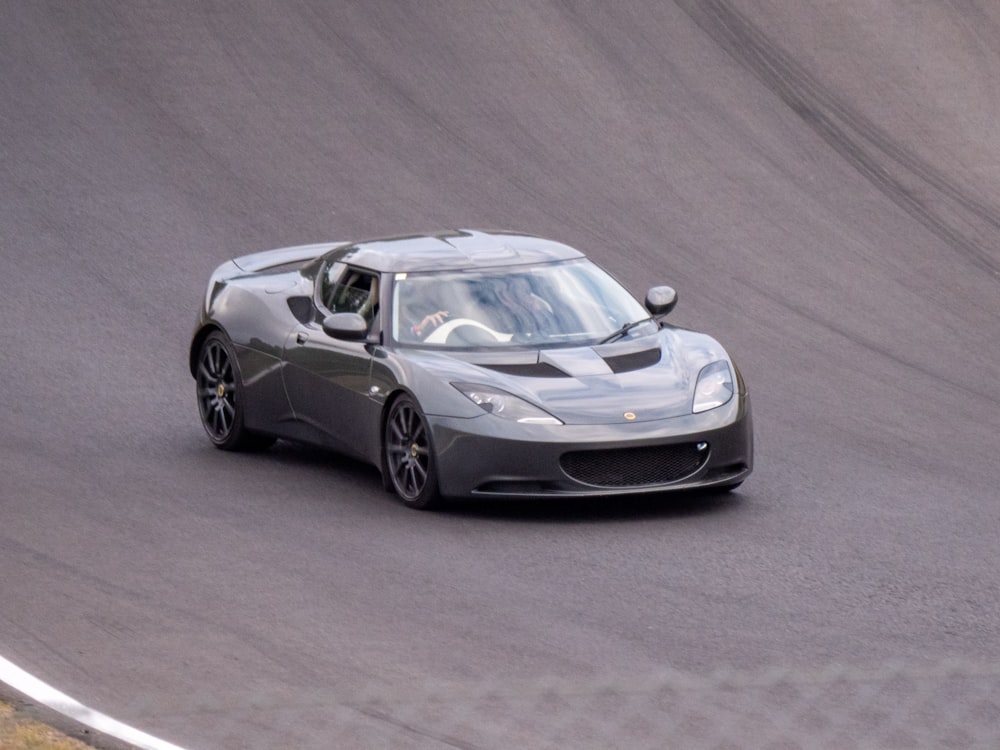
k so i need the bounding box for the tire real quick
[195,331,275,451]
[383,395,440,509]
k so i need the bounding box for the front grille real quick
[560,443,707,487]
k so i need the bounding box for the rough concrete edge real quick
[0,678,142,750]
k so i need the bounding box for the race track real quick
[2,2,999,747]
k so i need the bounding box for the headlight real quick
[452,383,563,425]
[692,361,734,413]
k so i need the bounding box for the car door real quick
[281,265,382,460]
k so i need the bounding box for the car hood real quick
[406,328,731,425]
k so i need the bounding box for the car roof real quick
[335,229,585,273]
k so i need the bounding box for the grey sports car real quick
[190,230,752,508]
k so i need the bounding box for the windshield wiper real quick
[598,317,653,345]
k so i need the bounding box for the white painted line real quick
[0,654,189,750]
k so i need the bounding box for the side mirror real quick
[322,312,370,340]
[644,286,677,317]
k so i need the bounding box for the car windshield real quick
[390,258,654,348]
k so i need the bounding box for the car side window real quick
[322,265,379,325]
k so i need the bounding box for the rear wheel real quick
[195,331,274,451]
[383,395,440,509]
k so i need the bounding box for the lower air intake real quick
[560,443,707,487]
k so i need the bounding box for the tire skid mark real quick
[677,0,1000,279]
[742,277,1000,408]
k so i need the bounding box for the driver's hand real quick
[417,310,449,336]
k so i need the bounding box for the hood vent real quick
[480,347,661,378]
[482,362,567,378]
[602,347,661,374]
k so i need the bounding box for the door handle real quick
[296,332,309,345]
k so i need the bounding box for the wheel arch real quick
[189,323,226,378]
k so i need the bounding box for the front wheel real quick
[383,395,440,509]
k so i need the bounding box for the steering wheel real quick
[424,318,513,345]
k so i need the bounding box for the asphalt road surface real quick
[3,2,999,748]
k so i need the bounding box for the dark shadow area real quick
[248,438,384,484]
[441,486,745,523]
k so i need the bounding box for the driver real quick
[400,282,449,341]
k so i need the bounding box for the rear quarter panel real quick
[198,271,309,432]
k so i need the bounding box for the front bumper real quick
[428,393,752,499]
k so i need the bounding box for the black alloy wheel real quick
[384,395,440,509]
[196,331,273,451]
